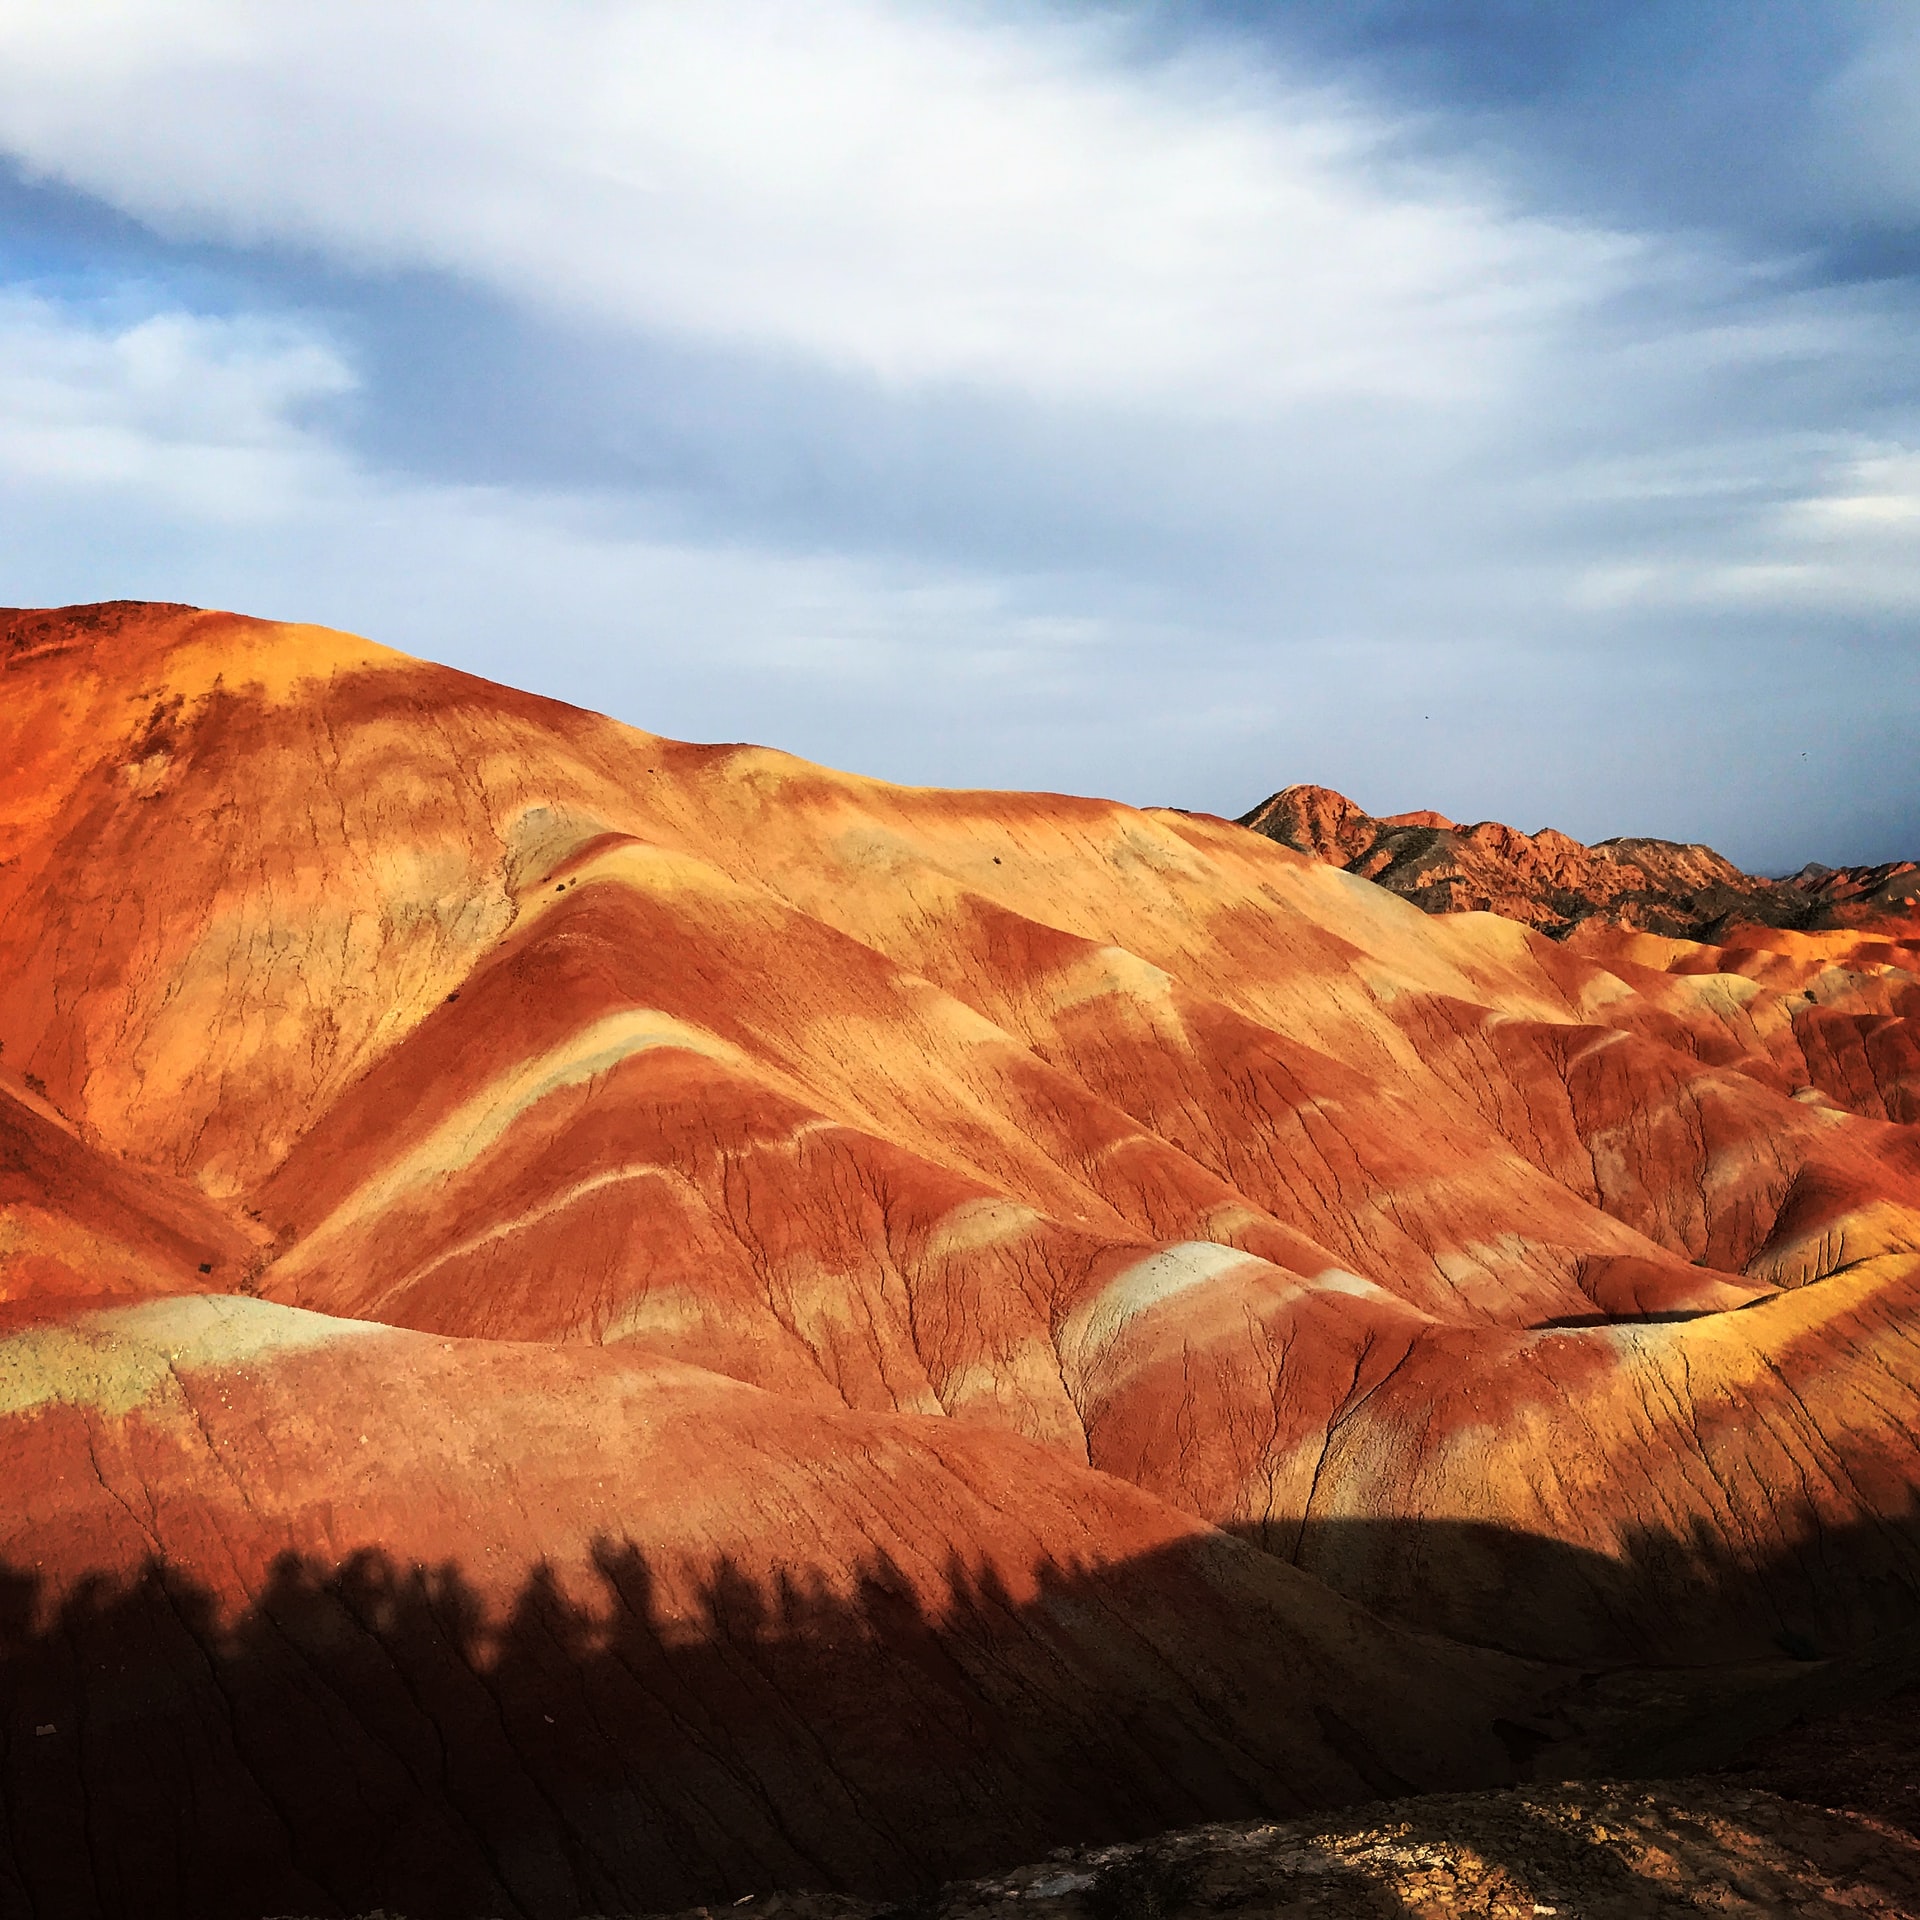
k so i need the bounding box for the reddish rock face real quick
[1242,781,1920,941]
[6,604,1920,1918]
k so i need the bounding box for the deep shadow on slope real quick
[1256,1507,1920,1671]
[1728,1668,1920,1841]
[9,1520,1920,1920]
[0,1536,1463,1920]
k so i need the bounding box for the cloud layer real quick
[0,0,1915,865]
[0,1,1633,403]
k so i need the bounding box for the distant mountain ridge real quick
[1239,783,1920,942]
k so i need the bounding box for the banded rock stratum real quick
[4,602,1920,1919]
[1241,780,1920,942]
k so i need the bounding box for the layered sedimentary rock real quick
[1241,782,1920,940]
[6,603,1920,1919]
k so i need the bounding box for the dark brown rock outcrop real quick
[1239,783,1920,941]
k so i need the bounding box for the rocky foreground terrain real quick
[7,604,1920,1919]
[634,1778,1920,1919]
[1241,783,1920,941]
[289,1676,1920,1916]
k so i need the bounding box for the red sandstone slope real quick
[1241,781,1920,941]
[6,603,1920,1918]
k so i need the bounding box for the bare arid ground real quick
[846,1690,1920,1920]
[296,1773,1920,1920]
[297,1683,1920,1920]
[454,1779,1920,1920]
[262,1548,1920,1920]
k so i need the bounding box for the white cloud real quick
[0,0,1630,407]
[1565,439,1920,616]
[0,293,353,517]
[1799,448,1920,531]
[0,286,1127,740]
[1807,11,1920,224]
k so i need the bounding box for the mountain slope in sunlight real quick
[6,602,1920,1919]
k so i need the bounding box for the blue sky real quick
[0,2,1915,868]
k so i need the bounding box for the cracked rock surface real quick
[419,1781,1920,1919]
[6,604,1920,1918]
